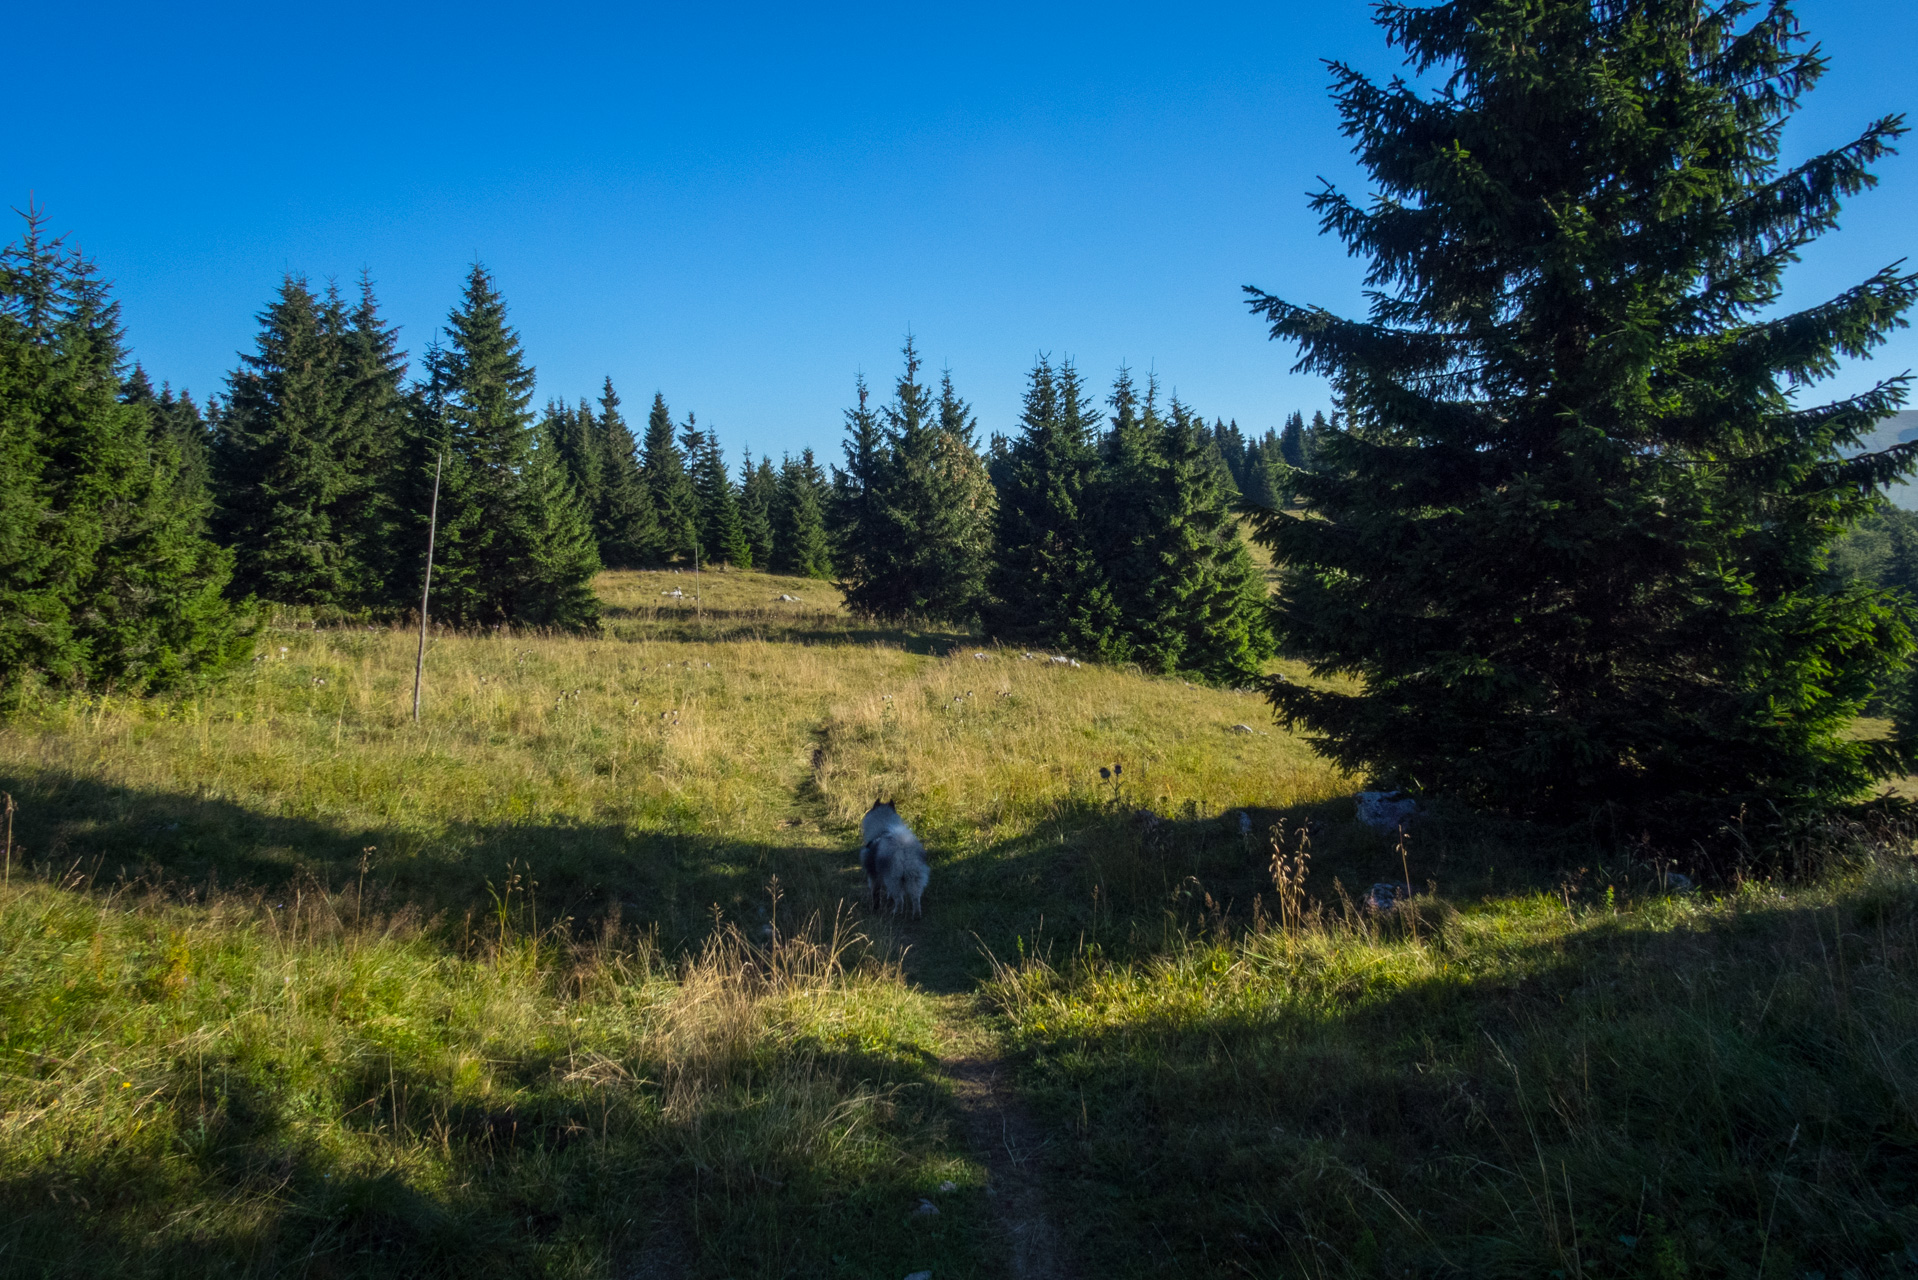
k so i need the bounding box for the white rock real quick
[911,1198,940,1216]
[905,1272,934,1280]
[1356,790,1419,830]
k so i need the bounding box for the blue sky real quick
[9,1,1915,463]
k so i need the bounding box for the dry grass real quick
[0,569,1344,925]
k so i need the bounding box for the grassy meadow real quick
[3,567,1917,1277]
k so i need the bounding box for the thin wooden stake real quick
[413,448,445,725]
[3,791,13,887]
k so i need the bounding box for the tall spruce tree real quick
[686,416,750,568]
[740,451,778,571]
[1136,399,1275,682]
[774,448,833,578]
[642,393,698,564]
[594,378,660,566]
[213,275,355,605]
[516,415,603,624]
[1096,369,1172,662]
[1243,0,1917,830]
[0,206,247,694]
[335,274,408,603]
[1277,411,1308,471]
[408,264,599,629]
[1241,427,1285,509]
[986,356,1125,655]
[830,374,886,590]
[1091,371,1274,681]
[547,397,605,528]
[122,369,212,513]
[840,340,993,621]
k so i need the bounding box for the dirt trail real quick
[928,994,1076,1280]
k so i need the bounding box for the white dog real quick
[859,799,929,918]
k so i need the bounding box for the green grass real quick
[3,568,1917,1277]
[987,852,1918,1277]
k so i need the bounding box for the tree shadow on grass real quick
[0,1029,995,1280]
[594,599,974,657]
[0,764,864,955]
[992,877,1918,1279]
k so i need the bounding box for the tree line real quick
[205,265,839,633]
[1,228,1297,695]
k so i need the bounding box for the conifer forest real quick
[7,1,1918,1277]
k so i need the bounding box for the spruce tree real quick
[1278,411,1308,470]
[0,241,63,689]
[514,416,603,625]
[1241,428,1286,509]
[774,448,833,579]
[547,397,605,528]
[985,356,1125,655]
[412,264,599,629]
[1243,0,1917,830]
[594,378,661,567]
[1211,418,1248,493]
[213,275,354,605]
[1302,410,1330,470]
[1095,368,1171,661]
[740,451,778,571]
[840,340,993,621]
[1137,399,1275,683]
[122,369,213,513]
[336,274,407,605]
[0,206,247,694]
[687,417,751,568]
[1091,372,1274,681]
[642,394,698,564]
[830,374,886,590]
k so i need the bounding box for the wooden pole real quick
[3,791,13,888]
[413,449,445,725]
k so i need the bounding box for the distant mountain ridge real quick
[1859,409,1918,510]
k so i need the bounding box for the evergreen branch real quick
[1676,265,1918,390]
[1242,289,1465,380]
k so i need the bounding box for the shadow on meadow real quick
[0,764,865,954]
[992,871,1918,1279]
[0,1029,993,1280]
[597,597,972,657]
[0,839,996,1280]
[0,765,1364,976]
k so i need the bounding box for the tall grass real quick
[984,836,1918,1277]
[0,870,987,1278]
